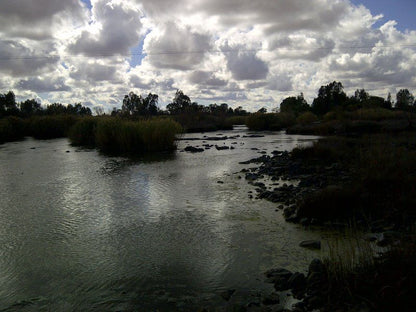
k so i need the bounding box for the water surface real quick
[0,127,324,311]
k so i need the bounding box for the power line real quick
[0,44,415,61]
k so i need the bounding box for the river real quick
[0,126,325,311]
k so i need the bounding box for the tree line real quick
[1,82,415,119]
[0,91,92,118]
[277,81,415,117]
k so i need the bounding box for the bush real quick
[226,115,248,125]
[246,112,295,131]
[296,112,318,125]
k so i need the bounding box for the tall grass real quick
[322,229,416,311]
[29,115,79,139]
[0,116,26,144]
[69,117,182,154]
[68,117,97,146]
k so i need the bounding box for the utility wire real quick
[0,44,415,61]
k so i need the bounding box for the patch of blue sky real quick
[350,0,416,32]
[80,0,92,10]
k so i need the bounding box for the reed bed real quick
[69,117,182,154]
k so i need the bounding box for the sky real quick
[0,0,415,112]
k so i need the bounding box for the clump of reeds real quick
[29,115,79,139]
[67,116,97,146]
[0,116,26,144]
[322,228,416,311]
[69,117,182,154]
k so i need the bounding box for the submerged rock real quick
[299,240,321,250]
[184,146,204,153]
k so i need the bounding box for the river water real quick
[0,126,325,311]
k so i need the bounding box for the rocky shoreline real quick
[239,150,352,225]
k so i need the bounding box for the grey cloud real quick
[139,0,348,32]
[329,48,416,88]
[225,49,269,81]
[0,40,59,76]
[17,77,71,93]
[130,75,153,89]
[70,62,118,82]
[145,22,212,70]
[267,74,293,91]
[68,1,142,56]
[0,0,84,39]
[188,70,227,87]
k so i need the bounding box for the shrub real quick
[246,112,295,131]
[296,111,318,125]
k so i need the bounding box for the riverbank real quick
[238,131,416,311]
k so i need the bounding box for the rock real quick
[265,268,293,291]
[262,292,280,305]
[308,259,325,274]
[288,272,306,291]
[245,173,259,181]
[220,289,236,301]
[299,240,321,250]
[265,268,293,280]
[184,146,204,153]
[215,145,230,150]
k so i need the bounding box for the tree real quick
[20,99,42,116]
[257,107,267,113]
[122,92,159,116]
[354,89,370,103]
[312,81,347,115]
[280,93,309,116]
[396,89,414,110]
[0,91,18,116]
[166,90,192,114]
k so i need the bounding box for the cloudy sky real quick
[0,0,415,112]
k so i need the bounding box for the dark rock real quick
[220,289,236,301]
[308,259,325,274]
[215,145,230,150]
[262,292,280,305]
[288,272,306,290]
[184,146,204,153]
[299,240,321,250]
[245,173,259,181]
[265,268,293,291]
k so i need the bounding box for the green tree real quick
[166,90,192,114]
[20,99,42,116]
[0,91,18,116]
[312,81,347,115]
[396,89,414,110]
[122,92,159,116]
[280,93,309,116]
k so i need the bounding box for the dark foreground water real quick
[0,126,324,311]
